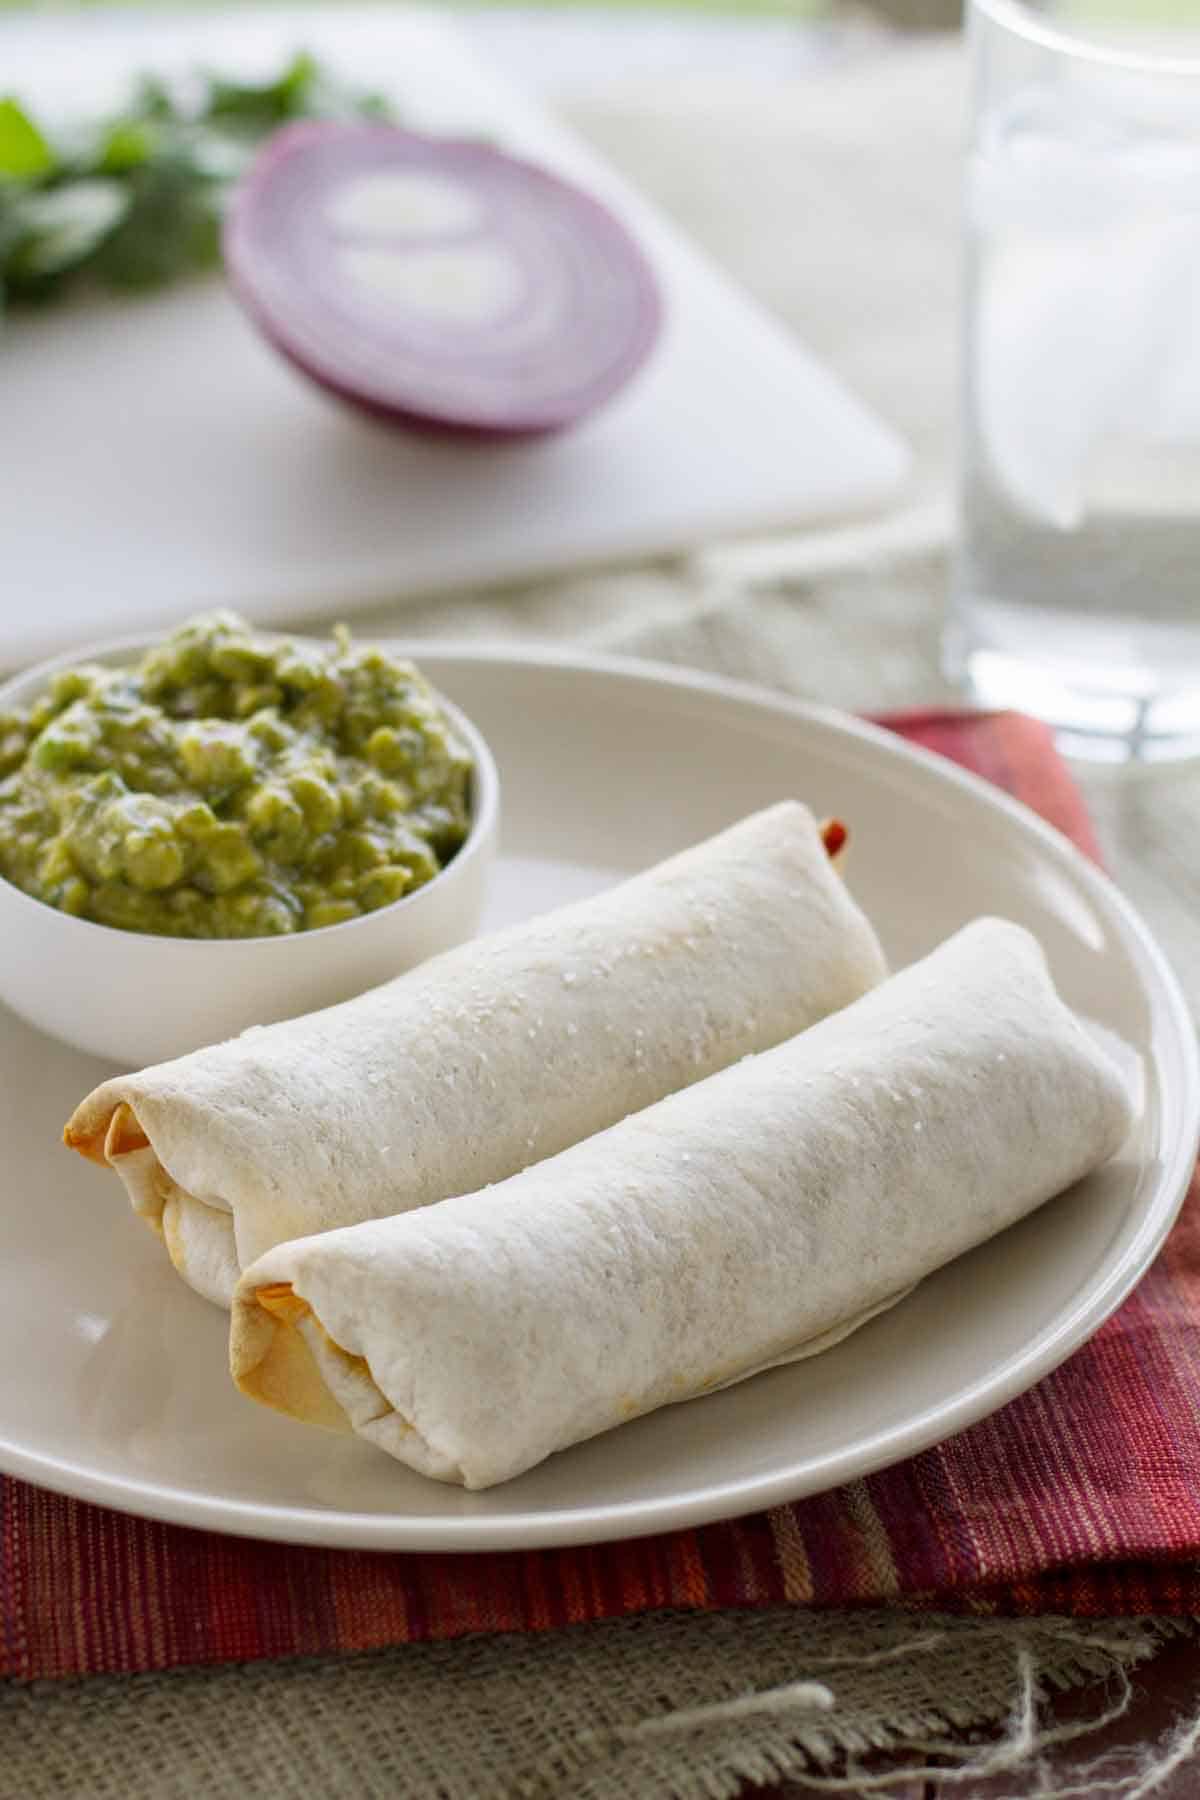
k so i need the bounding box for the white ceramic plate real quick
[1,649,1195,1549]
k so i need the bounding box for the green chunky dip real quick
[0,613,473,938]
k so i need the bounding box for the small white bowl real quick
[0,633,499,1068]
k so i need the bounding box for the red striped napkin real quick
[6,711,1198,1683]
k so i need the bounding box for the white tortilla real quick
[65,801,886,1306]
[230,918,1134,1490]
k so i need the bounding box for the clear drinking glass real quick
[947,1,1200,763]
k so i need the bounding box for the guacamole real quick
[0,613,473,938]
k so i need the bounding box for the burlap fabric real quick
[4,1611,1188,1800]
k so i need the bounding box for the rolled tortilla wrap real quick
[231,918,1134,1490]
[64,801,886,1307]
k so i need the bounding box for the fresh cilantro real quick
[0,53,392,319]
[0,98,55,181]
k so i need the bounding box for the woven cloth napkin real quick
[6,706,1199,1684]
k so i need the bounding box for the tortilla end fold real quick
[232,1286,354,1436]
[157,1190,186,1267]
[63,1099,154,1168]
[104,1104,151,1161]
[256,1282,312,1327]
[62,1120,110,1165]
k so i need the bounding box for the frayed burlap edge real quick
[4,1608,1195,1800]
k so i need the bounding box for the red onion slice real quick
[223,122,664,438]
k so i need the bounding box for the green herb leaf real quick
[97,117,159,175]
[92,154,218,289]
[0,97,55,181]
[0,52,395,319]
[5,179,129,285]
[203,51,321,133]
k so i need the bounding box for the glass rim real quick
[970,0,1200,77]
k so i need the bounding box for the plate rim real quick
[2,641,1197,1550]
